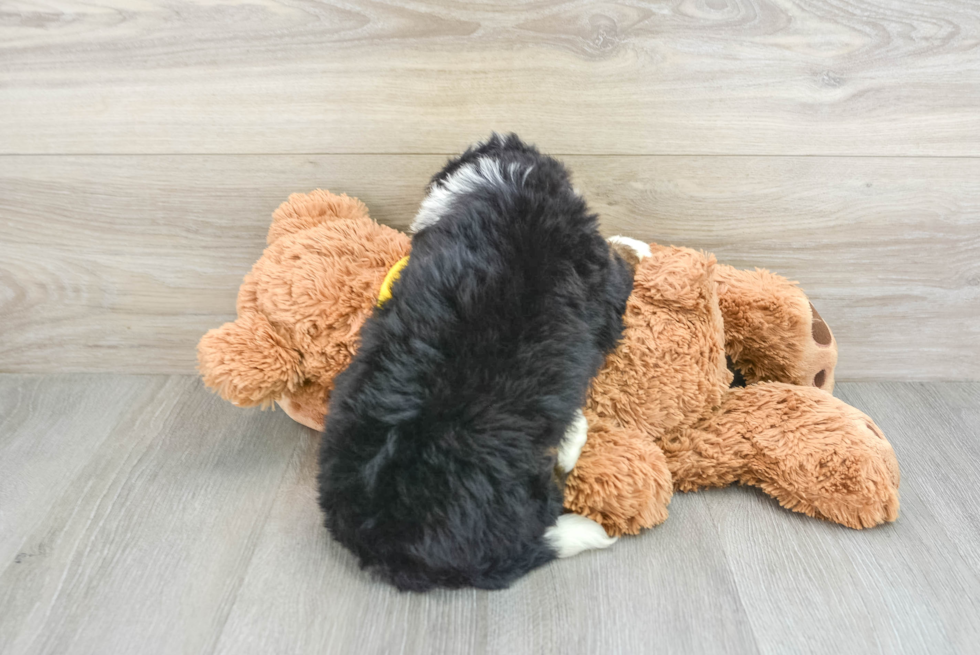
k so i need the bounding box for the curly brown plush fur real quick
[565,245,898,535]
[198,190,409,422]
[198,190,900,538]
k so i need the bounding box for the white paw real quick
[557,409,588,473]
[544,513,617,558]
[608,235,652,260]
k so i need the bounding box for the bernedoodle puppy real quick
[317,134,634,591]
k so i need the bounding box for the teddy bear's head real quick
[198,191,410,428]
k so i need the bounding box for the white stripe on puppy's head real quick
[411,157,507,233]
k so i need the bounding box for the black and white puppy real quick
[317,134,634,591]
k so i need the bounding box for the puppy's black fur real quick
[317,134,634,591]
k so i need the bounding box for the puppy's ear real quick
[198,313,302,408]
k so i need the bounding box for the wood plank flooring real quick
[1,376,977,655]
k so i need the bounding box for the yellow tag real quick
[377,256,410,307]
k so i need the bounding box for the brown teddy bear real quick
[198,190,900,536]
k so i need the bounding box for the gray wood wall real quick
[1,0,978,380]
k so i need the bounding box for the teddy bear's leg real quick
[715,264,837,392]
[265,190,371,245]
[571,244,730,535]
[563,412,674,536]
[667,382,899,529]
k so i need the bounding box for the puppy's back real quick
[319,135,632,590]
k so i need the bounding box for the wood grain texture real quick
[0,375,169,567]
[211,425,758,655]
[0,375,304,655]
[2,154,977,379]
[1,0,978,155]
[703,381,980,654]
[1,377,978,654]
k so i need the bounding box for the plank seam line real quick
[2,153,980,159]
[205,428,308,655]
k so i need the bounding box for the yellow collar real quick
[377,256,410,307]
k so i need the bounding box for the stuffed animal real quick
[198,190,900,535]
[197,190,410,430]
[567,239,899,534]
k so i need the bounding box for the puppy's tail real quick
[544,514,617,558]
[361,515,615,591]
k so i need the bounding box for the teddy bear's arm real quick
[715,264,837,392]
[197,312,303,408]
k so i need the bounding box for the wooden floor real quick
[0,376,977,655]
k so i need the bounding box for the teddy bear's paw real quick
[277,394,326,431]
[277,381,331,431]
[716,266,838,392]
[805,413,899,529]
[563,418,673,536]
[795,300,839,392]
[746,387,900,529]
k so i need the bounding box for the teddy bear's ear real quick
[197,313,302,408]
[266,189,370,245]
